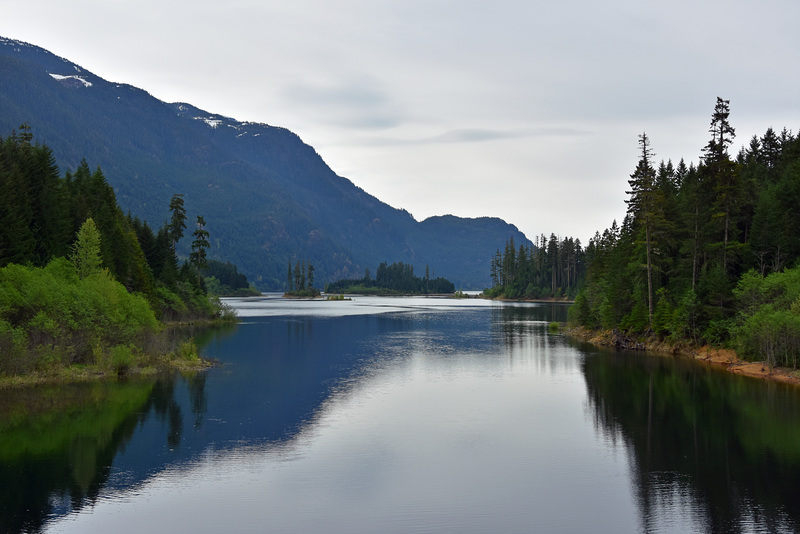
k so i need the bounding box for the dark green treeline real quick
[486,234,586,299]
[0,127,217,320]
[0,128,235,375]
[569,98,800,365]
[326,261,455,294]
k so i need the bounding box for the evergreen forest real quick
[0,128,239,377]
[203,259,260,297]
[564,98,800,368]
[485,234,586,299]
[325,261,456,295]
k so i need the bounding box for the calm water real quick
[3,295,800,533]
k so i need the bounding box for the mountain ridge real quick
[0,36,531,288]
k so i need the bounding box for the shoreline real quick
[493,297,574,303]
[0,316,235,390]
[482,295,575,303]
[565,326,800,386]
[0,357,217,390]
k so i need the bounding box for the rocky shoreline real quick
[565,326,800,386]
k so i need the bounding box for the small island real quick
[283,259,321,297]
[325,261,455,295]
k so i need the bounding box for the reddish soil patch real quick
[694,345,800,384]
[567,327,800,386]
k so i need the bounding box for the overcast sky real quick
[3,0,800,244]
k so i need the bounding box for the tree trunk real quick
[646,224,654,328]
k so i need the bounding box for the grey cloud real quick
[432,127,587,143]
[283,81,389,108]
[6,0,800,245]
[362,126,588,146]
[279,78,403,129]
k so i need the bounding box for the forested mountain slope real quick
[0,37,530,288]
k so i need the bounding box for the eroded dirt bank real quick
[565,326,800,386]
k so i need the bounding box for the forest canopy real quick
[485,234,585,300]
[564,98,800,367]
[0,127,243,377]
[325,261,455,295]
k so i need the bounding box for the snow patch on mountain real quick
[49,73,92,88]
[198,117,222,129]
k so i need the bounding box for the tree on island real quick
[325,261,455,295]
[285,259,320,297]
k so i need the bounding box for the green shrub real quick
[667,289,701,342]
[177,340,200,362]
[157,286,188,321]
[621,298,649,332]
[653,289,673,337]
[33,347,63,373]
[0,258,158,371]
[731,267,800,368]
[108,344,136,375]
[568,291,592,326]
[483,286,503,298]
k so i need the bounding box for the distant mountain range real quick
[0,36,531,289]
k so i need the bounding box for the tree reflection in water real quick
[0,372,206,533]
[581,347,800,533]
[8,302,799,534]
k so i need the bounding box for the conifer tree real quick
[154,226,178,285]
[760,127,781,173]
[625,133,664,327]
[703,97,736,163]
[0,135,36,265]
[190,216,210,288]
[701,97,741,273]
[190,216,210,270]
[71,218,103,279]
[490,250,501,288]
[168,193,187,251]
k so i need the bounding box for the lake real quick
[3,295,800,533]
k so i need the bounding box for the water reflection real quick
[6,298,800,534]
[44,301,612,534]
[0,376,198,533]
[581,347,800,533]
[1,300,566,533]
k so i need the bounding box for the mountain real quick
[0,37,531,289]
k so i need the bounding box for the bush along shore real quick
[0,256,234,389]
[565,325,800,386]
[0,129,241,387]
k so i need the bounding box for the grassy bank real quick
[0,332,220,390]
